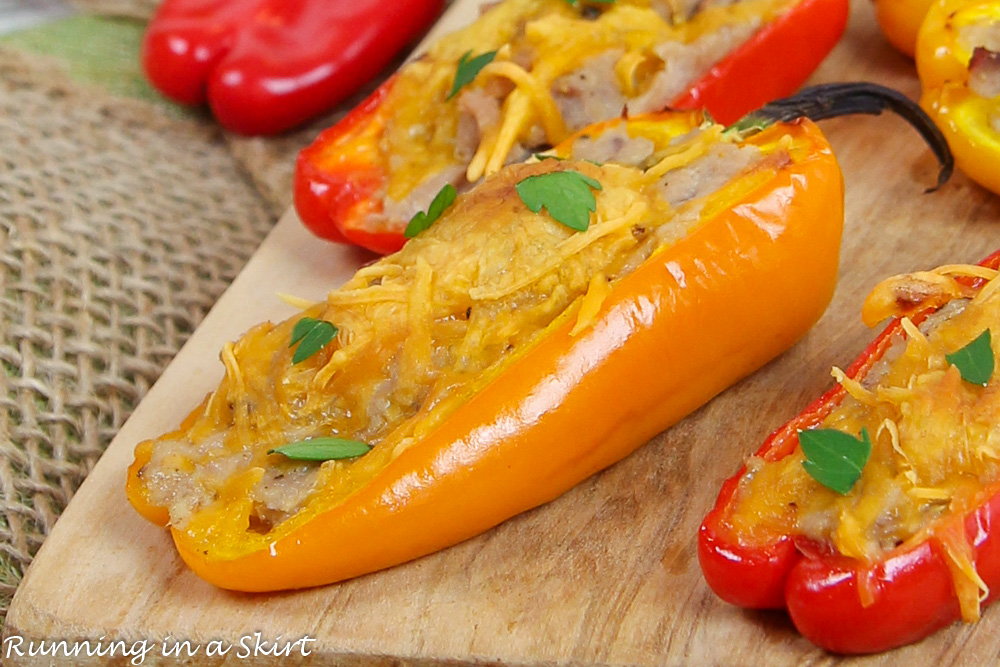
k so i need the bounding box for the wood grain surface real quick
[6,0,1000,664]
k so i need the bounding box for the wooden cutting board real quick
[7,0,1000,664]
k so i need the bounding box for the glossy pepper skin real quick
[873,0,936,57]
[293,0,849,254]
[916,0,1000,195]
[128,113,845,592]
[141,0,444,135]
[699,250,1000,655]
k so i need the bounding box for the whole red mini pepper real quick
[142,0,445,135]
[699,249,1000,654]
[294,0,849,254]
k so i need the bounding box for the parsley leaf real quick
[289,317,338,365]
[946,329,994,386]
[515,170,602,231]
[268,437,372,461]
[448,50,497,101]
[799,427,872,495]
[405,184,457,238]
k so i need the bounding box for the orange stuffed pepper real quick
[128,85,947,592]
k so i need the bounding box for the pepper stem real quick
[727,82,954,191]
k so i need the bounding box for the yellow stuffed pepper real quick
[917,0,1000,194]
[875,0,937,57]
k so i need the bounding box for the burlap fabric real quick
[0,46,273,621]
[0,0,428,629]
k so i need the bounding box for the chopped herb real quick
[448,50,497,101]
[798,427,872,495]
[268,437,372,461]
[405,183,457,238]
[289,317,338,364]
[515,169,602,231]
[533,153,566,161]
[946,329,994,386]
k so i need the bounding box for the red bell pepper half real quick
[142,0,444,135]
[699,249,1000,654]
[293,0,849,254]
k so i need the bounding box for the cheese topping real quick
[728,265,1000,620]
[357,0,797,231]
[135,119,786,559]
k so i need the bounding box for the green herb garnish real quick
[799,427,872,495]
[268,437,372,461]
[722,114,772,139]
[515,169,602,231]
[946,329,994,386]
[447,50,497,101]
[404,183,457,238]
[289,317,338,365]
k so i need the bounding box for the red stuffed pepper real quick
[141,0,445,135]
[700,249,1000,653]
[294,0,849,254]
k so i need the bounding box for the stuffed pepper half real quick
[700,250,1000,653]
[917,0,1000,195]
[293,0,849,253]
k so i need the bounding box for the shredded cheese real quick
[934,264,999,281]
[940,519,990,622]
[900,316,935,357]
[645,126,723,179]
[479,60,568,149]
[379,0,795,202]
[907,487,952,500]
[976,270,1000,305]
[571,273,612,336]
[326,285,409,305]
[277,293,320,310]
[397,256,436,404]
[831,366,878,406]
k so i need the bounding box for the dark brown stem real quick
[728,82,953,191]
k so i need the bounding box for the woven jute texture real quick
[0,47,273,622]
